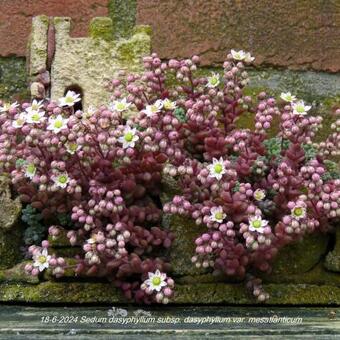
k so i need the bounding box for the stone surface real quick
[1,305,340,338]
[0,0,109,57]
[325,229,340,272]
[269,233,329,275]
[35,16,151,109]
[0,281,340,305]
[109,0,137,39]
[0,176,23,269]
[0,57,28,100]
[137,0,340,72]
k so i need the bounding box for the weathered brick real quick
[137,0,340,72]
[0,0,109,57]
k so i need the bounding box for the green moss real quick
[116,32,151,66]
[269,233,329,275]
[0,262,39,284]
[109,0,137,39]
[1,281,339,304]
[0,57,28,100]
[89,17,114,41]
[325,229,340,272]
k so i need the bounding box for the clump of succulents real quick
[0,49,339,303]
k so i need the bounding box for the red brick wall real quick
[0,0,339,72]
[0,0,109,56]
[137,0,340,72]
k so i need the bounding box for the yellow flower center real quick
[210,77,218,85]
[27,164,36,174]
[124,132,134,142]
[32,113,39,121]
[296,105,304,113]
[38,255,47,263]
[293,207,303,216]
[214,163,223,174]
[215,212,224,220]
[116,103,125,110]
[58,175,68,184]
[54,120,63,129]
[152,276,161,286]
[65,96,74,104]
[252,220,262,228]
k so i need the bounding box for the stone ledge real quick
[1,282,340,305]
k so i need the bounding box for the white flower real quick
[26,110,45,124]
[82,105,96,119]
[26,99,44,114]
[47,115,69,133]
[253,189,266,201]
[65,142,81,155]
[59,91,81,107]
[87,236,97,244]
[207,157,226,180]
[162,98,177,111]
[244,52,255,63]
[0,102,19,112]
[118,126,139,149]
[292,101,311,116]
[231,49,247,61]
[280,92,297,103]
[52,173,70,189]
[12,113,27,128]
[24,163,37,179]
[142,99,163,117]
[291,205,306,220]
[210,206,227,223]
[33,248,51,272]
[248,215,268,233]
[206,72,220,88]
[144,269,167,292]
[111,98,131,112]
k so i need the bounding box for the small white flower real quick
[26,99,44,114]
[206,72,220,88]
[24,163,37,179]
[118,126,139,149]
[12,113,27,128]
[111,98,131,112]
[52,173,70,189]
[231,49,247,61]
[59,91,81,107]
[26,110,45,124]
[0,102,19,112]
[253,189,266,201]
[65,142,81,155]
[291,205,306,220]
[82,105,96,119]
[207,157,226,180]
[162,98,177,111]
[291,101,311,116]
[47,115,69,133]
[210,206,227,223]
[144,269,167,292]
[33,248,51,272]
[244,52,255,63]
[87,236,97,244]
[280,92,297,103]
[142,99,163,117]
[248,215,268,233]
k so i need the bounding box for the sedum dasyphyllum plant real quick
[0,49,339,303]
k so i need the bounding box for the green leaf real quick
[174,107,187,123]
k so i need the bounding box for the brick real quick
[137,0,340,72]
[0,0,109,57]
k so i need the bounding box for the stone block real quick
[0,176,23,269]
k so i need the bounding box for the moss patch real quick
[0,57,28,100]
[109,0,137,39]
